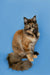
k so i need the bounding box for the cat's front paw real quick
[33,55,37,58]
[28,58,34,62]
[26,54,34,62]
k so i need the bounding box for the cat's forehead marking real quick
[27,19,33,23]
[29,23,34,25]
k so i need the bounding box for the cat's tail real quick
[7,53,32,71]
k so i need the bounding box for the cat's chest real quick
[27,36,37,43]
[28,37,37,49]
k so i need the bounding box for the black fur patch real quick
[27,20,37,24]
[34,51,39,55]
[24,20,37,25]
[25,32,33,37]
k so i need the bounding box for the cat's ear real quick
[32,16,37,23]
[24,17,28,24]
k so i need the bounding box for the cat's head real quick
[24,16,39,38]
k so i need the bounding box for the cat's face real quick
[24,16,38,37]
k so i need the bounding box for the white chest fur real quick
[27,36,37,42]
[27,37,38,50]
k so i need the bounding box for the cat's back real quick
[12,29,23,47]
[13,29,23,40]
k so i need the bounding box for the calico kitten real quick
[12,16,40,62]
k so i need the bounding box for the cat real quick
[12,16,40,62]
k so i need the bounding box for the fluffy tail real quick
[7,53,32,71]
[7,51,39,71]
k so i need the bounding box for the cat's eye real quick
[29,27,31,29]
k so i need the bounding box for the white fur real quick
[37,32,40,37]
[26,36,37,42]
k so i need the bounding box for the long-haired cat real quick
[7,16,40,71]
[12,16,40,62]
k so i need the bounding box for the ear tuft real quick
[34,15,36,18]
[24,17,28,24]
[33,15,36,22]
